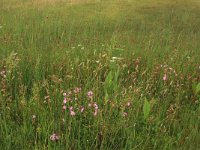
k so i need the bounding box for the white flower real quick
[110,60,115,63]
[112,57,118,60]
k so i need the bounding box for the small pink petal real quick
[87,91,93,99]
[55,135,60,140]
[163,73,167,81]
[93,103,98,110]
[62,105,66,110]
[93,110,98,116]
[50,133,60,141]
[69,106,73,111]
[74,87,81,94]
[70,111,76,116]
[63,98,67,104]
[127,102,131,107]
[50,134,56,141]
[122,112,128,117]
[80,107,84,113]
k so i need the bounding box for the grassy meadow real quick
[0,0,200,149]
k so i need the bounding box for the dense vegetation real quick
[0,0,200,149]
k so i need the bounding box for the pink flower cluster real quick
[62,90,98,116]
[80,106,85,113]
[93,102,98,116]
[88,102,99,116]
[62,93,68,110]
[0,70,6,78]
[69,106,76,116]
[74,87,81,94]
[163,73,167,81]
[62,92,76,116]
[50,133,60,141]
[87,91,93,99]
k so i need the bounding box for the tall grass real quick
[0,0,200,149]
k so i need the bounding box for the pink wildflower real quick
[127,101,131,107]
[163,73,167,81]
[69,106,73,111]
[63,98,67,104]
[93,102,98,116]
[87,91,93,99]
[62,105,66,110]
[50,133,60,141]
[70,111,76,116]
[63,93,67,97]
[69,106,76,116]
[122,112,128,117]
[93,102,98,110]
[74,87,81,94]
[93,110,98,116]
[80,106,85,113]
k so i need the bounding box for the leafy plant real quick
[143,98,151,120]
[194,83,200,95]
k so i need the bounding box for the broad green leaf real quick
[143,99,151,120]
[195,83,200,95]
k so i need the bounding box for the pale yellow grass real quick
[1,0,199,14]
[2,0,99,9]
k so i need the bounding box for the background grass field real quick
[0,0,200,149]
